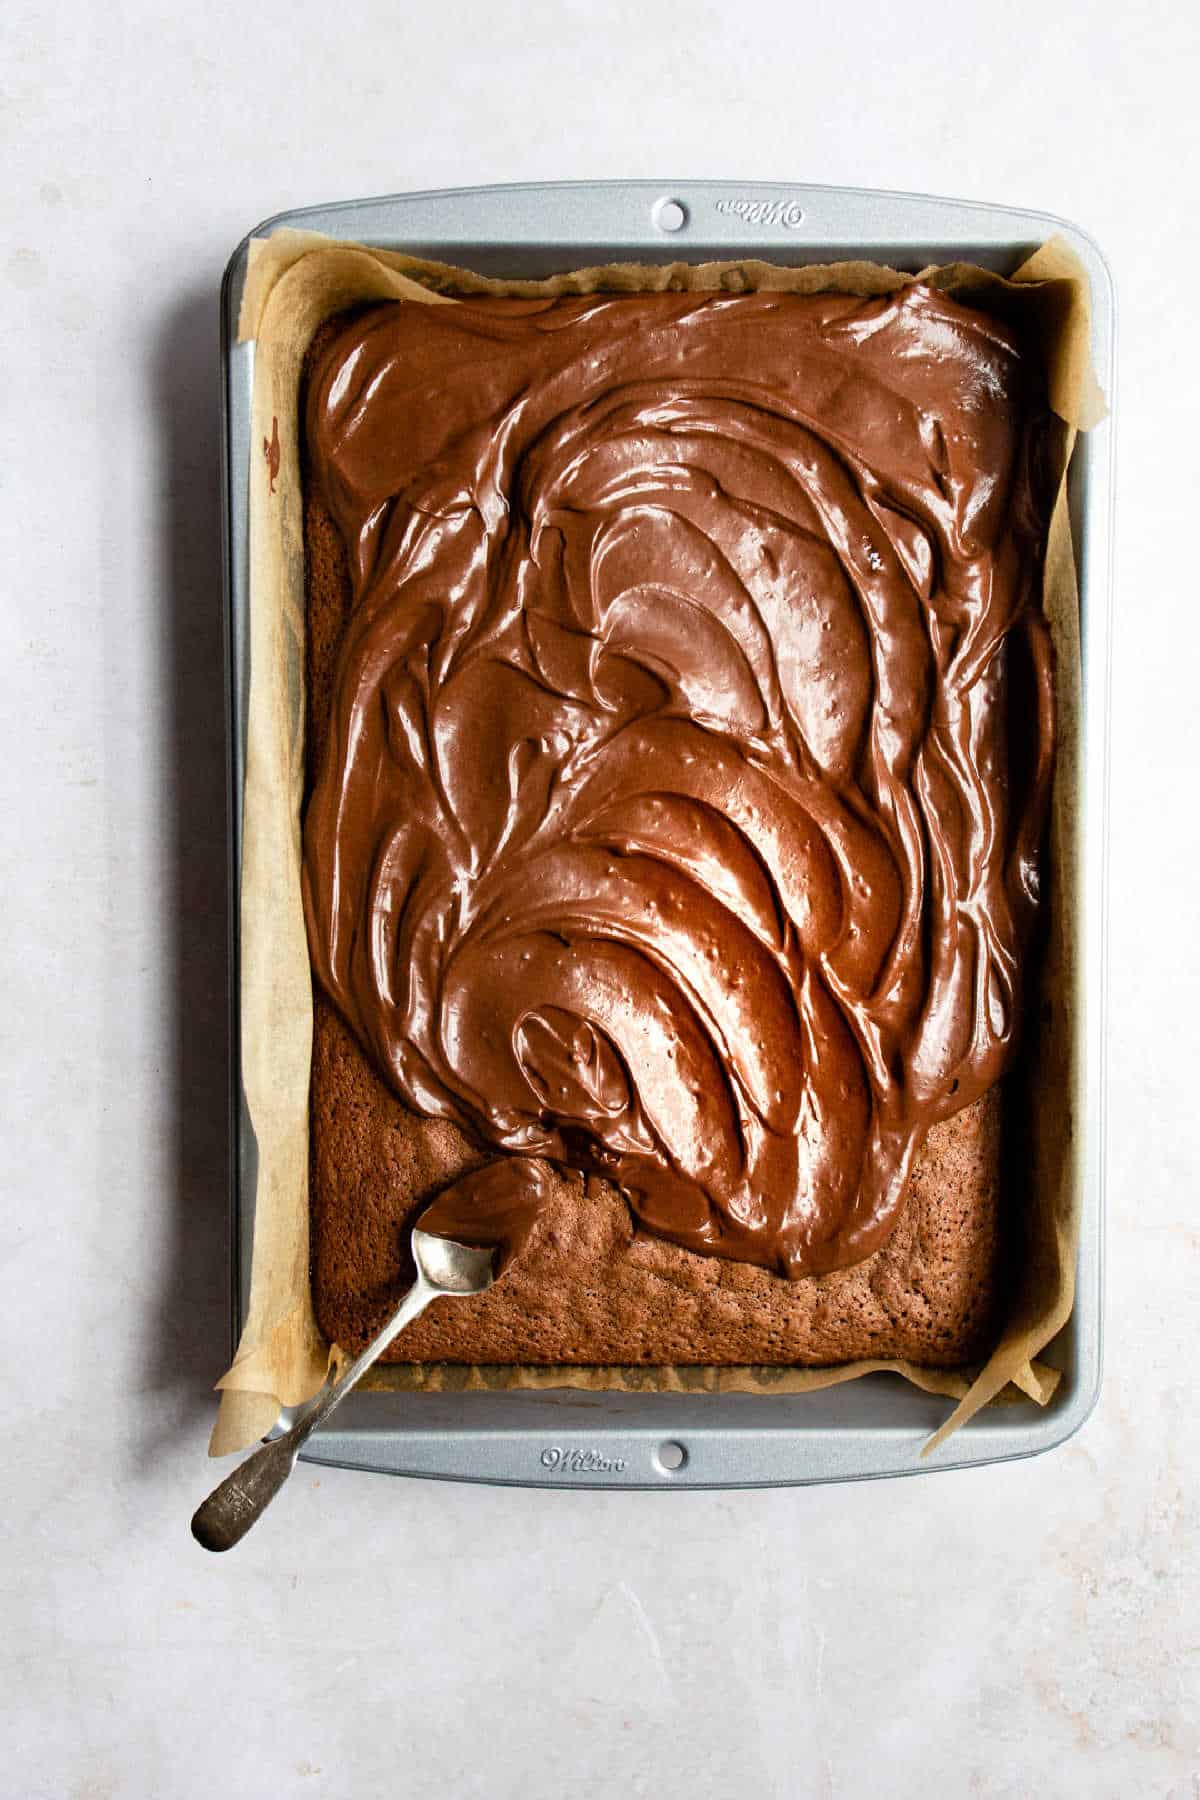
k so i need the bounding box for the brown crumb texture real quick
[310,999,1004,1367]
[302,309,1008,1373]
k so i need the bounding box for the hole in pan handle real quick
[652,196,688,233]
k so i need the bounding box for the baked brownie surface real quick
[310,995,1005,1365]
[300,289,1052,1364]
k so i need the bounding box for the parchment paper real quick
[211,229,1101,1457]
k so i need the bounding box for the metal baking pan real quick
[221,181,1113,1487]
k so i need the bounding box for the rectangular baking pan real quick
[221,181,1113,1487]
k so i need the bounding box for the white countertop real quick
[2,2,1196,1794]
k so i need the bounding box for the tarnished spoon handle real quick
[191,1276,434,1552]
[190,1433,300,1553]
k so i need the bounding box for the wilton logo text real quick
[540,1446,627,1473]
[715,197,805,228]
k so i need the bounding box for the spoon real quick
[191,1224,497,1551]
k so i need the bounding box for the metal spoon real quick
[191,1225,496,1551]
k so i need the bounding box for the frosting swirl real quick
[302,287,1054,1276]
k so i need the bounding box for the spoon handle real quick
[191,1276,434,1552]
[189,1432,300,1553]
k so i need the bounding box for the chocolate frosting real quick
[302,287,1054,1277]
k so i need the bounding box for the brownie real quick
[310,993,1004,1364]
[299,286,1053,1367]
